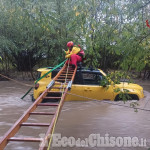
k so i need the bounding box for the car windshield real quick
[36,71,41,80]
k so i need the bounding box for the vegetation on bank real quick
[0,0,150,79]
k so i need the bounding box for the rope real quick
[47,59,70,150]
[0,73,33,87]
[66,92,150,112]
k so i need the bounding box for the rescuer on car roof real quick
[64,41,84,68]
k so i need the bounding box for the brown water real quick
[0,80,150,150]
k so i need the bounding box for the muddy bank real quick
[0,80,150,150]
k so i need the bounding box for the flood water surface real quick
[0,80,150,150]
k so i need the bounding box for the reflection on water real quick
[0,80,150,150]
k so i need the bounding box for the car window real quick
[50,68,104,86]
[51,69,60,78]
[51,71,58,78]
[82,72,103,85]
[73,70,84,84]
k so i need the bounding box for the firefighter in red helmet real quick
[67,41,74,48]
[64,41,84,68]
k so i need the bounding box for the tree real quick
[0,0,150,76]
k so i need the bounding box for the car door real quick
[82,71,114,100]
[65,70,86,101]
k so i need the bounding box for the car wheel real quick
[128,94,139,100]
[115,94,139,101]
[114,95,120,101]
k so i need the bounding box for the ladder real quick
[0,64,77,150]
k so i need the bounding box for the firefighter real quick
[64,41,84,68]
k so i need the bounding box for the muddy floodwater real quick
[0,80,150,150]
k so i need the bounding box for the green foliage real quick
[100,70,133,101]
[115,88,130,103]
[130,102,139,112]
[0,0,149,73]
[101,70,132,86]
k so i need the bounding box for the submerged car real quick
[33,67,144,101]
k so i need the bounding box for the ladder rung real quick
[51,87,62,89]
[64,68,74,70]
[37,103,59,106]
[55,79,69,81]
[54,82,67,85]
[30,112,55,115]
[55,79,66,81]
[52,87,66,89]
[63,71,74,73]
[61,71,73,73]
[58,77,72,79]
[47,91,62,93]
[44,97,61,99]
[59,75,72,77]
[62,71,74,73]
[62,70,74,72]
[57,78,71,80]
[21,123,50,126]
[54,82,62,85]
[8,137,42,142]
[61,74,73,76]
[54,83,68,85]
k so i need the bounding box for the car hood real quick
[115,82,143,90]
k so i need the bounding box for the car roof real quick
[37,67,106,76]
[38,67,98,72]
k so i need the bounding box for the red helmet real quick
[67,41,74,47]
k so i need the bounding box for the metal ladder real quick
[0,64,77,150]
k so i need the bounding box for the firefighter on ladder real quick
[64,41,85,68]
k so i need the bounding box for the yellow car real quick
[33,67,144,101]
